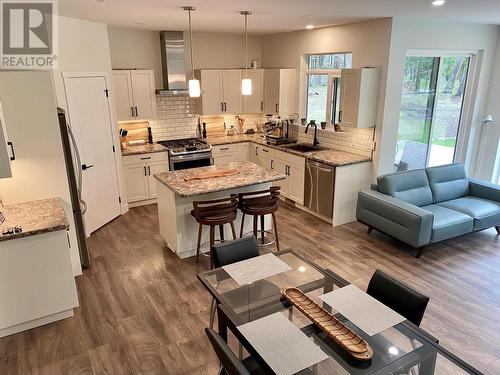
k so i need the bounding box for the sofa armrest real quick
[469,179,500,203]
[356,190,433,248]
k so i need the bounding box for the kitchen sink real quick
[282,143,328,153]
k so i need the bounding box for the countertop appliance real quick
[304,160,335,219]
[57,108,90,268]
[158,138,213,171]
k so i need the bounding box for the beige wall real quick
[380,18,499,176]
[108,27,164,88]
[261,18,393,175]
[107,28,262,89]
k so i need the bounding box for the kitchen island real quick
[155,161,285,259]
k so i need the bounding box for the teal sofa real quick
[356,163,500,258]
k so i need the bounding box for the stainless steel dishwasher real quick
[304,160,335,218]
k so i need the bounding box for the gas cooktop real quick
[158,138,211,155]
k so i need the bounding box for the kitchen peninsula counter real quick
[156,162,285,259]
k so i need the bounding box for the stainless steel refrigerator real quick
[57,108,90,268]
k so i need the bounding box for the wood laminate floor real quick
[1,202,500,374]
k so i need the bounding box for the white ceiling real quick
[59,0,500,34]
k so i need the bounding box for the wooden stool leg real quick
[253,215,258,239]
[260,215,265,244]
[219,225,225,243]
[240,213,245,238]
[230,222,237,239]
[272,213,280,252]
[196,223,203,262]
[209,225,215,269]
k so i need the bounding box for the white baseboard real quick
[0,309,74,338]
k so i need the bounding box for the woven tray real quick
[184,168,240,181]
[281,287,373,361]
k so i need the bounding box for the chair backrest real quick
[238,186,280,214]
[211,236,260,269]
[205,328,251,375]
[425,163,469,203]
[192,194,238,224]
[377,169,433,207]
[367,269,430,326]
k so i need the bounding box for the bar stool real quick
[238,186,281,251]
[191,195,238,268]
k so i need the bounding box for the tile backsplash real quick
[148,94,374,157]
[149,95,197,141]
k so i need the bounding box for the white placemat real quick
[319,284,406,336]
[222,253,292,285]
[238,312,329,375]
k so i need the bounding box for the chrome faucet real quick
[305,121,319,147]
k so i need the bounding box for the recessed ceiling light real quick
[306,25,314,30]
[431,0,446,6]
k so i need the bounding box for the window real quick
[305,53,352,125]
[395,55,471,171]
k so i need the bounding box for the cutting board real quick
[202,116,225,137]
[119,121,150,149]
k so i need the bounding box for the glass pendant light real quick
[184,6,200,97]
[241,11,252,96]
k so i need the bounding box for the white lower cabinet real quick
[237,142,251,162]
[123,152,168,206]
[271,149,305,204]
[212,144,238,165]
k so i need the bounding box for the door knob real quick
[82,164,94,170]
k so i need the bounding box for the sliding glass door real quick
[395,55,471,171]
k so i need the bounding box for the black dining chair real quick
[209,236,261,328]
[366,269,430,327]
[205,328,253,375]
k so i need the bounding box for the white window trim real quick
[305,69,341,124]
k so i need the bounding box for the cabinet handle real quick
[255,147,259,155]
[221,102,224,112]
[7,141,15,161]
[275,103,279,113]
[220,147,229,151]
[140,156,152,160]
[131,106,135,117]
[148,166,151,175]
[262,148,269,153]
[271,160,274,169]
[144,166,147,176]
[261,101,264,111]
[135,106,138,117]
[224,102,227,112]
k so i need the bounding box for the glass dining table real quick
[197,250,484,375]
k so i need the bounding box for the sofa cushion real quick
[422,204,473,243]
[377,169,433,207]
[426,163,469,203]
[438,197,500,231]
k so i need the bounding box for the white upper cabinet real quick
[242,69,264,113]
[0,102,13,178]
[339,68,379,129]
[112,70,156,121]
[222,70,242,114]
[264,69,296,116]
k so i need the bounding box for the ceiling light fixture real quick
[241,11,252,96]
[306,24,314,30]
[431,0,446,6]
[183,6,200,98]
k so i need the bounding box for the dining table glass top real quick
[198,250,482,375]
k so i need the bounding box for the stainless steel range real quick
[158,138,213,171]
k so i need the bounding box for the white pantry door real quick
[64,75,121,234]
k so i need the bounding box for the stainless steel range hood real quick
[156,31,189,96]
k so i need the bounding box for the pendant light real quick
[184,6,200,97]
[241,11,252,96]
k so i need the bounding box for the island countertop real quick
[0,198,69,242]
[154,161,286,197]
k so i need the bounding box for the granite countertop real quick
[206,134,372,167]
[121,143,168,156]
[154,161,285,197]
[0,198,69,242]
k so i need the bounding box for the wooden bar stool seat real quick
[238,187,281,251]
[191,195,238,268]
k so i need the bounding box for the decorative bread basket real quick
[281,287,373,361]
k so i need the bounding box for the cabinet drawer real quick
[123,152,168,166]
[212,144,238,154]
